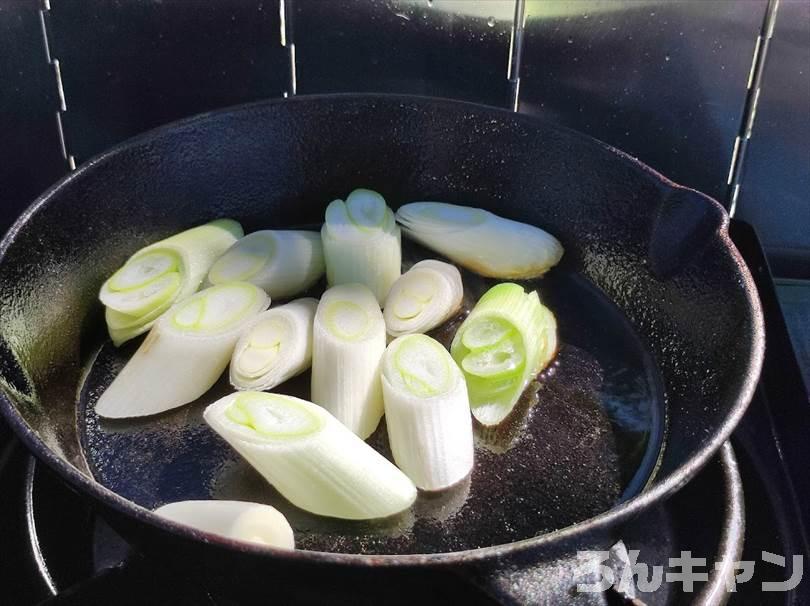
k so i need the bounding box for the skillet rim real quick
[0,93,765,567]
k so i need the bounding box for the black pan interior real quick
[79,240,664,555]
[0,95,760,558]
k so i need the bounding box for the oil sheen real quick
[80,240,664,555]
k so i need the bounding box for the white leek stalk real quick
[383,260,463,337]
[106,303,171,347]
[311,283,386,439]
[321,189,401,304]
[207,230,324,298]
[96,282,269,418]
[100,219,243,345]
[154,500,295,549]
[396,202,563,278]
[381,334,473,491]
[450,283,557,426]
[204,392,417,520]
[230,298,318,391]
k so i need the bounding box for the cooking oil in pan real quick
[80,241,664,555]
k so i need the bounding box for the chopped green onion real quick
[100,219,243,345]
[95,282,269,418]
[311,283,386,439]
[230,298,318,391]
[207,230,324,299]
[381,334,474,490]
[321,189,401,304]
[154,500,295,549]
[396,202,563,278]
[450,283,557,426]
[204,392,417,520]
[383,260,463,337]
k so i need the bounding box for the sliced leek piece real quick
[95,282,269,418]
[154,500,295,549]
[396,202,563,278]
[383,260,463,337]
[230,298,318,391]
[450,283,557,426]
[100,219,243,344]
[106,299,175,347]
[207,230,324,299]
[204,392,417,520]
[381,334,473,490]
[321,189,401,304]
[311,283,386,439]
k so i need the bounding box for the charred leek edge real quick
[396,202,563,279]
[95,282,269,419]
[100,219,243,344]
[154,500,295,549]
[414,474,471,523]
[381,334,474,491]
[321,189,401,304]
[204,392,417,520]
[207,230,325,299]
[230,298,318,391]
[311,283,386,439]
[384,260,463,337]
[450,283,557,426]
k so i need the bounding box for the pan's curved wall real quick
[0,97,760,506]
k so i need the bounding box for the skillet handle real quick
[647,187,728,279]
[455,545,622,605]
[35,557,215,606]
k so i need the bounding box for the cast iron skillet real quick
[0,95,763,602]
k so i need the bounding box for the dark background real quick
[1,0,807,276]
[1,0,807,275]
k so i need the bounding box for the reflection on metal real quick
[38,2,75,171]
[280,0,297,96]
[289,43,298,96]
[693,442,746,606]
[728,136,741,186]
[25,458,57,596]
[747,35,762,90]
[518,0,768,203]
[727,0,780,217]
[52,59,66,112]
[734,0,810,264]
[55,113,68,166]
[279,0,286,47]
[37,7,51,65]
[508,0,526,111]
[292,0,515,107]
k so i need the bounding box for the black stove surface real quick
[1,221,807,605]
